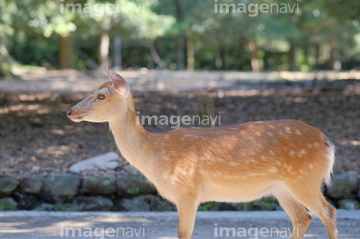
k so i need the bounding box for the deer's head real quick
[66,67,133,123]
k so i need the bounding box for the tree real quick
[0,0,17,77]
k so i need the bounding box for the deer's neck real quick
[109,108,157,180]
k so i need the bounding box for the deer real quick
[66,66,338,239]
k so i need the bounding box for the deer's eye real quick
[97,94,105,100]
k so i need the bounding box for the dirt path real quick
[0,210,359,239]
[1,70,360,177]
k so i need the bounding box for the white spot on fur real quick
[285,126,291,133]
[267,132,273,137]
[269,150,276,156]
[205,159,213,165]
[269,167,278,173]
[295,130,301,135]
[229,161,239,166]
[269,125,275,129]
[212,171,222,177]
[288,165,293,172]
[314,142,320,147]
[298,149,307,157]
[256,132,261,136]
[188,168,195,176]
[284,164,293,172]
[179,169,187,175]
[278,130,283,135]
[289,150,295,156]
[261,156,267,160]
[308,163,315,170]
[307,143,313,149]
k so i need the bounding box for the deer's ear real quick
[105,66,129,94]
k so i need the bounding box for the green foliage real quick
[199,199,279,212]
[199,202,219,211]
[54,203,72,212]
[242,199,278,211]
[126,187,141,195]
[0,0,359,72]
[0,199,14,211]
[139,195,175,211]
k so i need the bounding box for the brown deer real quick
[67,67,337,239]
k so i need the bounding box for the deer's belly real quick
[199,178,276,203]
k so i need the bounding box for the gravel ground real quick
[0,210,359,239]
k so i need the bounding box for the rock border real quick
[0,172,359,211]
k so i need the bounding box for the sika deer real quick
[67,67,337,239]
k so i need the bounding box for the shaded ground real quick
[0,210,359,239]
[0,70,359,177]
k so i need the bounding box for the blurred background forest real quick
[1,0,360,77]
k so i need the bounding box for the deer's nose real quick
[66,108,73,117]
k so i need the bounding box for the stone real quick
[0,176,19,197]
[116,174,155,196]
[120,197,150,212]
[69,152,120,173]
[21,174,43,195]
[17,194,38,210]
[139,195,174,211]
[338,199,359,210]
[34,203,55,211]
[122,164,139,174]
[73,196,114,211]
[81,176,116,195]
[327,174,358,199]
[0,197,17,210]
[43,173,81,203]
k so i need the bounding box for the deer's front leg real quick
[176,198,199,239]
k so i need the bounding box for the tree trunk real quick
[330,47,342,71]
[0,36,15,78]
[314,44,320,70]
[100,33,110,67]
[99,17,111,68]
[215,46,223,69]
[174,0,185,70]
[176,36,185,70]
[113,34,122,70]
[150,41,163,69]
[186,30,195,71]
[59,35,74,69]
[248,40,263,72]
[288,39,297,71]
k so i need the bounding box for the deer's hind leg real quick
[273,188,312,239]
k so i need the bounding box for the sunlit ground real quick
[0,210,358,239]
